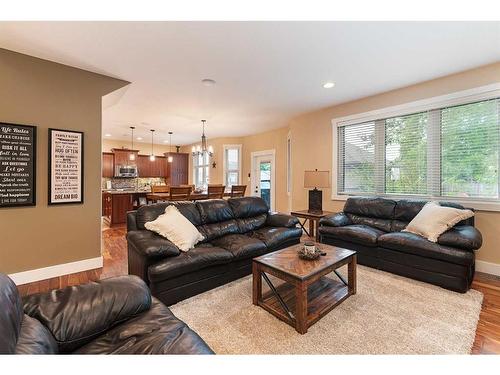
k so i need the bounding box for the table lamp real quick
[304,169,330,213]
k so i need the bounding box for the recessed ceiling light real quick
[136,137,143,140]
[202,78,216,87]
[104,133,112,137]
[323,82,335,89]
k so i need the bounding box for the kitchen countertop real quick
[102,189,151,195]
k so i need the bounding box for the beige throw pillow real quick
[403,201,474,242]
[145,205,204,251]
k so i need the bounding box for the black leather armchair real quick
[127,197,302,305]
[0,273,213,354]
[319,197,482,293]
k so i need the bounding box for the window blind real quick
[337,97,500,201]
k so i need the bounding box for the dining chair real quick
[230,185,247,198]
[180,184,195,193]
[151,185,169,193]
[208,184,223,187]
[207,185,225,199]
[169,186,192,201]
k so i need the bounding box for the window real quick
[336,95,500,204]
[193,152,210,189]
[223,145,241,187]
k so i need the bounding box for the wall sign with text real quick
[0,122,37,207]
[48,129,84,205]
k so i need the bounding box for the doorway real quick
[251,150,276,211]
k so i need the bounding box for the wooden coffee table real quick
[252,243,356,334]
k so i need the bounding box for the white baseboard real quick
[8,256,103,286]
[476,260,500,277]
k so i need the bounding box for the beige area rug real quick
[170,265,483,354]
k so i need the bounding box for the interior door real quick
[252,155,273,210]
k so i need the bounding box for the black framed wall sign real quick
[0,122,37,207]
[48,128,84,205]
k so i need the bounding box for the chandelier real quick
[191,119,214,157]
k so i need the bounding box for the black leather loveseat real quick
[319,197,482,293]
[0,273,213,354]
[127,196,302,305]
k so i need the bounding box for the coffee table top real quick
[253,243,355,281]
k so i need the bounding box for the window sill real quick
[331,194,500,213]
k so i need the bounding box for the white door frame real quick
[250,149,276,211]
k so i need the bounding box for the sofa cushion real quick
[148,247,234,283]
[378,232,474,266]
[197,220,240,242]
[211,234,267,259]
[319,224,385,247]
[22,276,152,353]
[394,199,473,225]
[145,205,204,251]
[0,273,23,354]
[344,197,396,219]
[228,196,269,218]
[253,227,302,249]
[135,203,172,230]
[345,214,392,232]
[437,226,482,251]
[172,201,202,226]
[236,214,267,233]
[74,298,213,354]
[319,212,352,227]
[127,230,181,258]
[15,314,58,354]
[196,199,234,224]
[403,202,474,242]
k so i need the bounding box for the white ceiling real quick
[0,21,499,145]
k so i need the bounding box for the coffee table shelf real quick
[260,276,349,328]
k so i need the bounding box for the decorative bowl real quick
[298,247,322,260]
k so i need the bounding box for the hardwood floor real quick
[16,223,500,354]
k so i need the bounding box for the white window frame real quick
[193,152,210,188]
[222,144,242,187]
[332,83,500,212]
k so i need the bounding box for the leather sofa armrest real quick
[266,213,299,228]
[22,276,152,353]
[319,212,351,227]
[437,225,483,251]
[126,230,181,259]
[127,211,138,231]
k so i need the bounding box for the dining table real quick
[146,190,232,203]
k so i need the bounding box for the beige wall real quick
[181,128,291,212]
[102,138,175,156]
[0,49,127,274]
[289,62,500,265]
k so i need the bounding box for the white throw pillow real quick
[145,205,204,251]
[403,201,474,242]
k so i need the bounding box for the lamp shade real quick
[304,170,330,188]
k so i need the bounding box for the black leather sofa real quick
[0,273,213,354]
[319,197,482,293]
[127,197,302,305]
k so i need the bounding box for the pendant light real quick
[129,126,136,161]
[149,129,156,161]
[167,132,173,163]
[191,120,213,157]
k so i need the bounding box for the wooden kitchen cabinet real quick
[112,148,139,166]
[165,152,189,185]
[102,192,112,221]
[102,152,114,178]
[137,155,166,177]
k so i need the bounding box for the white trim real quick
[476,260,500,277]
[250,149,276,211]
[331,83,500,212]
[222,144,242,186]
[8,256,103,285]
[334,83,500,127]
